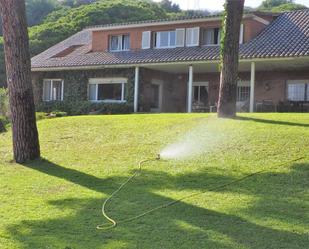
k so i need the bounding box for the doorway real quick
[150,79,163,112]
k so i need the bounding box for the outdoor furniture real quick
[210,105,217,112]
[192,102,210,112]
[256,100,275,112]
[236,100,249,112]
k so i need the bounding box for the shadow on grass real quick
[234,116,309,128]
[7,159,309,249]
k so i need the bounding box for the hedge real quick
[36,101,133,115]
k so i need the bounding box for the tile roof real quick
[31,9,309,70]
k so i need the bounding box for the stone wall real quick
[32,67,309,112]
[31,68,135,106]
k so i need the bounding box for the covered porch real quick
[132,56,309,113]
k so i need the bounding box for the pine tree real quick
[0,0,40,162]
[217,0,245,118]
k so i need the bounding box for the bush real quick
[36,101,133,115]
[0,87,9,117]
[0,115,8,132]
[50,111,68,117]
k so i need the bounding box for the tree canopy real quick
[0,0,169,86]
[258,0,307,11]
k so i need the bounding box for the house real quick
[31,9,309,113]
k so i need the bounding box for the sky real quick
[154,0,309,11]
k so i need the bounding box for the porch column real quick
[134,66,139,113]
[250,61,255,112]
[187,65,193,113]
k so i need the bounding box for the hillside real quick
[0,0,171,86]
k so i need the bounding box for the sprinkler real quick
[96,153,304,230]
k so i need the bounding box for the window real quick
[192,82,209,106]
[43,79,63,101]
[110,34,130,51]
[287,80,309,101]
[202,28,220,45]
[186,27,200,47]
[237,81,250,102]
[142,31,151,49]
[52,45,82,58]
[88,78,127,102]
[155,31,176,48]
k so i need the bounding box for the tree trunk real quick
[0,0,40,162]
[217,0,245,118]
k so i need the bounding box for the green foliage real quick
[36,111,68,120]
[35,112,49,121]
[0,0,60,36]
[259,0,294,9]
[28,0,167,56]
[271,3,307,12]
[158,0,181,13]
[219,3,227,70]
[0,41,5,87]
[258,0,307,11]
[36,100,133,115]
[61,0,99,7]
[0,115,8,131]
[0,87,9,117]
[26,0,60,27]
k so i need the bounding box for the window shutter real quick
[186,27,200,47]
[142,31,151,49]
[43,80,51,101]
[192,27,200,46]
[239,24,244,44]
[175,28,185,47]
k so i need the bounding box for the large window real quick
[88,78,127,102]
[192,82,209,106]
[287,80,309,101]
[202,28,221,45]
[43,79,64,101]
[237,81,250,102]
[155,30,176,48]
[110,34,130,51]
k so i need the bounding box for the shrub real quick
[50,111,68,117]
[36,101,133,115]
[36,112,48,121]
[0,115,8,132]
[0,87,9,117]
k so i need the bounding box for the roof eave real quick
[31,55,309,72]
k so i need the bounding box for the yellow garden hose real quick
[96,155,304,230]
[97,156,160,230]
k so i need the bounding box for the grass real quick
[0,113,308,249]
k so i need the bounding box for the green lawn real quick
[0,113,308,249]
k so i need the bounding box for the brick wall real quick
[243,19,267,43]
[138,68,309,112]
[91,16,268,51]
